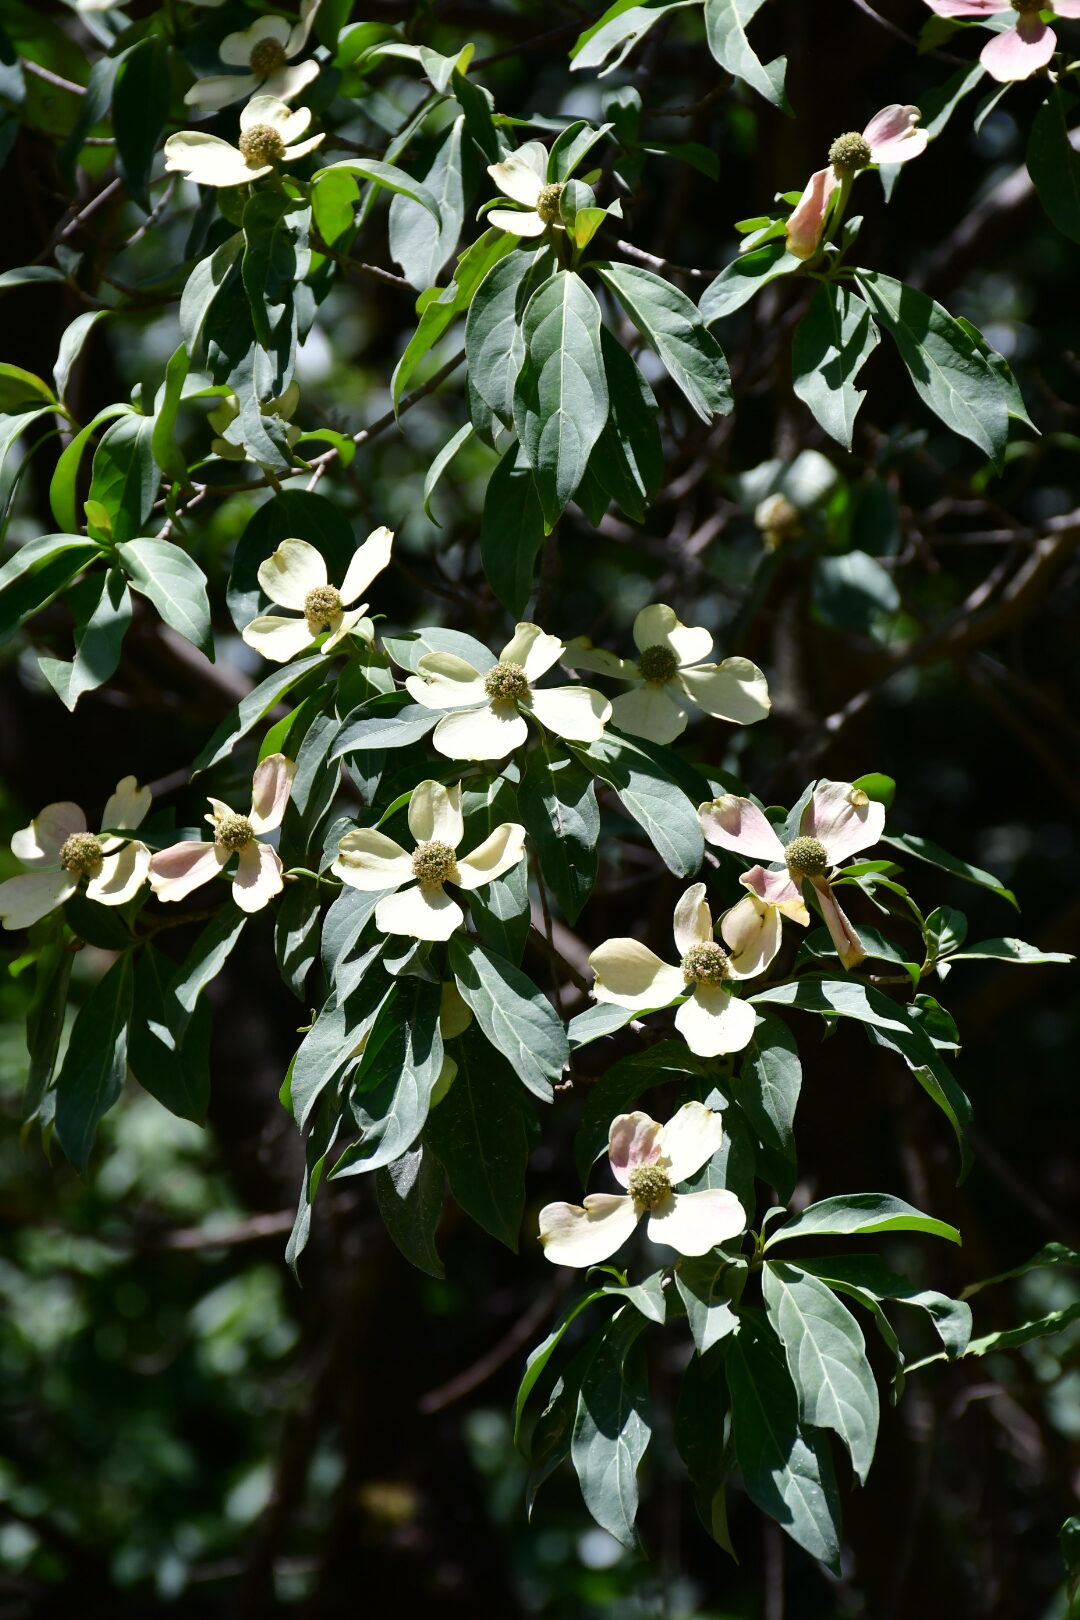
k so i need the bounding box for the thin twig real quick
[418,1279,568,1413]
[22,58,86,94]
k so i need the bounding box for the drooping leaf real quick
[1027,89,1080,245]
[572,731,704,877]
[117,537,213,658]
[375,1142,446,1278]
[702,0,788,108]
[53,954,134,1171]
[571,1306,651,1549]
[87,414,157,545]
[38,568,131,711]
[593,261,732,421]
[519,739,600,925]
[448,934,567,1102]
[765,1192,961,1249]
[479,441,546,617]
[792,282,879,450]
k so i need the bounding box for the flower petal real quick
[863,104,927,166]
[538,1194,640,1268]
[164,132,260,187]
[675,984,756,1057]
[631,603,713,667]
[646,1189,746,1256]
[801,780,885,864]
[590,939,684,1010]
[721,893,782,980]
[219,15,292,66]
[405,652,487,709]
[249,753,296,833]
[264,60,320,102]
[659,1101,725,1183]
[456,822,527,890]
[12,801,86,865]
[698,794,785,861]
[501,621,565,681]
[148,841,228,902]
[431,703,529,761]
[0,869,77,929]
[333,829,412,890]
[233,841,284,913]
[525,684,611,742]
[340,524,394,606]
[241,95,311,142]
[408,779,464,848]
[610,683,687,745]
[100,776,151,838]
[375,882,463,941]
[321,607,368,653]
[1053,0,1080,15]
[608,1112,663,1187]
[785,166,838,260]
[811,876,868,970]
[673,882,713,955]
[561,637,636,679]
[87,841,151,906]
[256,537,327,608]
[184,73,258,111]
[676,658,771,725]
[488,208,548,237]
[921,1,1010,12]
[980,17,1055,80]
[487,144,547,206]
[242,613,316,663]
[282,133,326,163]
[739,864,808,922]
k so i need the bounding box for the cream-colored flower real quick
[539,1102,747,1268]
[486,141,567,237]
[404,623,611,763]
[185,0,321,111]
[209,382,301,462]
[148,755,295,914]
[564,603,770,746]
[698,780,885,969]
[242,528,393,663]
[164,97,324,189]
[0,778,151,930]
[332,780,526,943]
[589,883,766,1058]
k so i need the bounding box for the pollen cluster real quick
[637,644,680,685]
[216,813,255,852]
[411,839,458,888]
[249,37,288,78]
[784,834,829,877]
[304,585,342,633]
[483,661,530,704]
[680,941,729,986]
[828,132,871,175]
[59,832,104,877]
[627,1164,672,1210]
[239,124,286,167]
[536,182,565,225]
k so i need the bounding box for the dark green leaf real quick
[479,441,546,617]
[882,831,1017,908]
[375,1142,445,1278]
[675,1256,746,1355]
[38,568,131,710]
[702,0,788,108]
[792,283,879,450]
[519,739,599,925]
[571,1307,651,1549]
[331,976,444,1176]
[766,1192,961,1249]
[575,1041,700,1183]
[593,261,731,421]
[54,954,134,1170]
[448,934,567,1103]
[698,240,802,324]
[1027,90,1080,244]
[389,116,465,291]
[88,414,157,545]
[572,731,704,877]
[113,36,169,212]
[193,655,326,774]
[117,537,213,657]
[127,946,211,1124]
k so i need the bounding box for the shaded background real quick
[0,0,1078,1615]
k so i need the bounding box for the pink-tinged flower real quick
[698,781,885,970]
[924,0,1080,81]
[539,1102,747,1268]
[588,883,769,1057]
[0,778,152,930]
[148,755,295,915]
[786,105,928,260]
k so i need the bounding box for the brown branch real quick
[418,1278,568,1414]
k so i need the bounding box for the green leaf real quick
[424,1023,538,1249]
[854,271,1010,464]
[1027,90,1080,245]
[392,227,517,407]
[53,954,134,1171]
[727,1310,841,1569]
[58,52,119,187]
[881,831,1017,908]
[117,537,213,658]
[193,655,326,774]
[948,936,1072,967]
[375,1143,445,1278]
[479,441,546,616]
[813,549,900,631]
[423,421,473,523]
[593,261,731,422]
[567,1001,643,1049]
[127,946,211,1124]
[88,414,157,546]
[0,362,56,412]
[966,1300,1080,1357]
[702,0,788,108]
[150,345,192,487]
[698,240,802,324]
[273,879,322,998]
[963,1242,1080,1299]
[513,269,609,527]
[571,1307,651,1550]
[0,532,102,639]
[331,976,444,1176]
[112,35,168,212]
[49,405,130,534]
[465,244,556,431]
[850,772,896,809]
[519,739,599,925]
[389,115,465,291]
[382,626,495,673]
[0,266,68,291]
[766,1192,961,1249]
[39,567,131,711]
[587,329,663,522]
[571,731,704,877]
[331,696,438,757]
[179,233,244,356]
[24,927,74,1121]
[448,934,567,1103]
[675,1256,746,1355]
[312,157,443,225]
[797,1254,971,1361]
[53,310,106,405]
[792,283,879,450]
[675,1344,735,1553]
[731,1008,801,1194]
[515,1288,607,1447]
[167,906,248,1041]
[763,1261,879,1486]
[288,970,389,1129]
[571,0,697,76]
[920,60,986,139]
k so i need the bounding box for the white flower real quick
[0,777,152,931]
[404,623,611,763]
[242,528,393,663]
[163,97,324,189]
[185,0,322,112]
[486,141,566,237]
[588,883,767,1058]
[539,1102,747,1268]
[148,755,295,914]
[564,603,771,746]
[698,780,885,969]
[331,780,526,943]
[209,382,301,462]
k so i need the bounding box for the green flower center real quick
[627,1164,672,1210]
[828,132,872,175]
[249,37,288,79]
[216,813,255,853]
[60,832,104,877]
[536,182,565,225]
[785,835,829,878]
[238,124,286,168]
[680,941,729,986]
[483,661,530,704]
[637,644,680,685]
[304,584,342,633]
[411,839,458,888]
